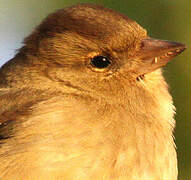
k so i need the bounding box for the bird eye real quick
[91,56,111,68]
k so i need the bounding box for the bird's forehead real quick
[62,4,147,40]
[38,4,147,49]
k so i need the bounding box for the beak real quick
[136,38,186,76]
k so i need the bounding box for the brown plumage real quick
[0,4,186,180]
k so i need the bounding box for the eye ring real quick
[90,55,111,69]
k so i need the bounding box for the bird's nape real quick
[0,3,186,180]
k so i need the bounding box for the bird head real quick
[17,4,185,103]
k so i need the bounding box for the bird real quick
[0,3,186,180]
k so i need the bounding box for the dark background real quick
[0,0,190,179]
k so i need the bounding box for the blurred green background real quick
[0,0,190,179]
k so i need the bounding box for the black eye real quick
[91,56,111,68]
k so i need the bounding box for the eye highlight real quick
[91,56,111,69]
